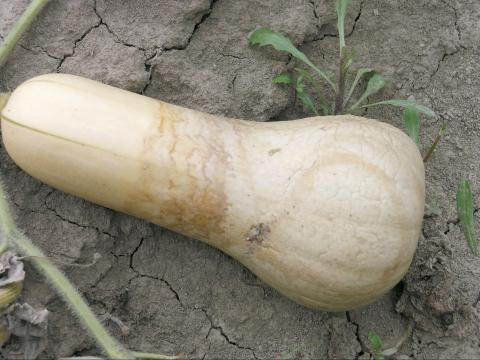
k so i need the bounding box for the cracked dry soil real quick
[1,0,480,359]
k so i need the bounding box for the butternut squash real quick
[0,74,425,311]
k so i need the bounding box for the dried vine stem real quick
[0,0,52,69]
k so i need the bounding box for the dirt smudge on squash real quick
[246,223,271,244]
[268,148,281,156]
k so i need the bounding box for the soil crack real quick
[127,238,184,307]
[43,191,115,239]
[346,311,364,360]
[440,0,462,41]
[307,0,364,43]
[348,0,364,39]
[128,269,184,308]
[19,44,61,61]
[429,0,467,81]
[170,0,220,52]
[431,47,462,80]
[201,308,258,359]
[218,52,247,60]
[56,18,102,70]
[309,0,319,21]
[443,207,478,235]
[141,51,157,94]
[92,0,188,93]
[93,0,149,52]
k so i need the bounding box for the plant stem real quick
[0,180,14,254]
[423,124,447,163]
[0,0,51,69]
[0,179,132,359]
[14,232,134,359]
[334,53,347,115]
[131,351,177,360]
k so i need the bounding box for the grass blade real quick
[334,49,354,114]
[403,107,420,144]
[344,68,374,109]
[295,68,331,115]
[273,74,292,85]
[336,0,353,50]
[348,73,387,112]
[368,331,384,360]
[249,28,335,89]
[456,180,478,256]
[0,0,52,69]
[423,123,447,162]
[295,70,319,115]
[368,332,382,352]
[363,99,436,117]
[297,92,319,115]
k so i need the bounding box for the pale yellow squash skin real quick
[0,74,425,311]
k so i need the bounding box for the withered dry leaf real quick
[0,252,24,311]
[0,251,25,287]
[7,303,49,359]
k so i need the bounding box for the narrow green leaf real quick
[249,28,305,62]
[456,180,478,256]
[273,74,292,85]
[295,71,318,115]
[336,0,353,20]
[297,92,319,115]
[295,69,307,93]
[345,68,374,107]
[363,99,436,117]
[249,28,335,89]
[348,73,387,111]
[403,107,420,144]
[329,72,337,85]
[294,69,309,86]
[345,57,353,71]
[294,68,331,115]
[363,73,387,97]
[336,0,353,49]
[423,123,447,162]
[368,331,382,352]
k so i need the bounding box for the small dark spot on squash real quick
[246,223,270,244]
[268,148,281,156]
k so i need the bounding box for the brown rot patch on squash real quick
[246,223,270,244]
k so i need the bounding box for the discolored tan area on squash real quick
[123,101,230,246]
